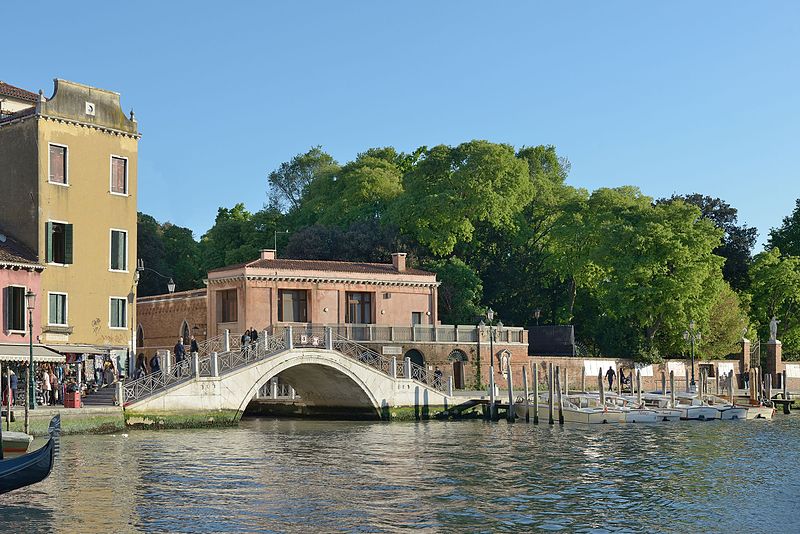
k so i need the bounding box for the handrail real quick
[123,327,450,405]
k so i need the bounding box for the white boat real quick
[630,394,682,421]
[515,394,625,424]
[2,431,33,454]
[604,394,664,423]
[702,396,748,420]
[742,404,775,420]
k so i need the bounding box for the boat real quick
[0,414,60,495]
[515,393,625,424]
[2,431,33,454]
[604,394,664,423]
[742,404,775,420]
[702,396,748,420]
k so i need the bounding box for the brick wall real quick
[137,289,208,356]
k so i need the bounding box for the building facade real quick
[0,79,140,363]
[138,251,530,389]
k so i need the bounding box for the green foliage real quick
[749,248,800,352]
[390,141,533,256]
[267,147,339,212]
[199,204,283,271]
[702,282,749,359]
[768,199,800,257]
[422,257,484,325]
[136,212,201,296]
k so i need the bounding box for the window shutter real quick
[2,287,8,331]
[64,224,74,264]
[119,232,126,270]
[45,222,53,263]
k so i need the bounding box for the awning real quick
[45,344,113,356]
[0,343,66,363]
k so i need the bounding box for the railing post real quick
[412,325,417,342]
[270,377,278,399]
[404,356,412,379]
[116,381,123,406]
[164,350,172,375]
[223,329,231,352]
[433,325,438,342]
[286,324,294,350]
[325,326,333,350]
[210,351,219,377]
[262,329,269,352]
[391,356,398,378]
[448,376,454,396]
[192,352,200,377]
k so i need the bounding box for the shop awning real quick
[45,344,113,356]
[0,343,66,363]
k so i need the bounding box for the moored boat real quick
[2,431,33,454]
[0,414,60,495]
[743,404,775,420]
[515,394,625,424]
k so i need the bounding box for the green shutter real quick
[64,224,73,264]
[2,287,8,331]
[45,222,53,263]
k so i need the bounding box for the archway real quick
[180,320,191,346]
[449,349,468,389]
[404,349,424,368]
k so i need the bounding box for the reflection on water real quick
[1,417,798,532]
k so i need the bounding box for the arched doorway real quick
[137,324,144,351]
[449,349,468,389]
[404,349,424,368]
[180,320,191,345]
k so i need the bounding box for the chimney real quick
[391,252,407,272]
[260,249,276,260]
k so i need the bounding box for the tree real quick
[701,282,749,359]
[768,198,800,257]
[390,141,534,256]
[749,248,800,352]
[199,204,284,271]
[267,147,339,212]
[161,224,202,293]
[136,213,168,297]
[423,258,484,325]
[662,194,757,291]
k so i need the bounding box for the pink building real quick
[206,251,439,337]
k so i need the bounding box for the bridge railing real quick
[122,357,195,406]
[197,332,243,356]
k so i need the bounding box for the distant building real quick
[138,251,529,389]
[0,79,140,364]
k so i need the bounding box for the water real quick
[1,416,798,533]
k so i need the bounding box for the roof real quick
[209,258,433,277]
[0,81,38,102]
[0,232,40,268]
[0,343,65,363]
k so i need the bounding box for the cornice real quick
[0,112,141,139]
[207,274,440,288]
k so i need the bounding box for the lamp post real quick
[136,260,176,293]
[24,290,36,434]
[129,269,141,378]
[683,320,701,391]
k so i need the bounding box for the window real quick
[278,290,308,322]
[412,312,422,326]
[218,289,238,323]
[49,144,67,185]
[48,293,68,326]
[346,292,373,324]
[3,286,26,332]
[110,229,127,271]
[45,222,73,264]
[110,297,127,328]
[111,156,127,194]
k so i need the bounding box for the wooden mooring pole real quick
[670,370,676,408]
[783,370,788,401]
[548,362,554,425]
[598,369,605,407]
[636,370,642,406]
[617,365,622,396]
[555,366,564,425]
[522,366,530,423]
[533,364,539,425]
[661,371,666,395]
[581,367,586,393]
[489,372,496,421]
[507,365,515,423]
[565,368,570,396]
[729,371,734,405]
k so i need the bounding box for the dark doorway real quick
[405,349,424,367]
[449,349,468,389]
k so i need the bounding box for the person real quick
[150,352,161,374]
[50,369,59,405]
[619,368,628,390]
[94,355,105,388]
[42,366,52,405]
[190,335,199,355]
[174,338,186,364]
[241,330,251,353]
[433,366,443,388]
[135,353,147,379]
[104,359,116,385]
[605,366,616,390]
[249,328,258,346]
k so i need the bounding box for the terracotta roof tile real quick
[209,258,433,277]
[0,232,39,266]
[0,81,38,102]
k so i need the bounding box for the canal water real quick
[1,416,798,533]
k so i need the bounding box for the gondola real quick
[0,414,60,495]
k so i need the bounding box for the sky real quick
[5,2,799,248]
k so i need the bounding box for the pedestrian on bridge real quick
[175,338,186,364]
[190,336,199,354]
[150,353,161,373]
[249,328,258,346]
[433,367,443,388]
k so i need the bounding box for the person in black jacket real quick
[190,335,199,354]
[174,338,186,363]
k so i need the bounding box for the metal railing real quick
[270,323,527,344]
[123,327,451,405]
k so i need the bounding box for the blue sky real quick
[6,2,799,247]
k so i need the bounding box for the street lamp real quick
[24,290,36,434]
[534,308,541,326]
[167,278,176,293]
[683,320,701,391]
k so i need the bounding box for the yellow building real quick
[0,79,139,365]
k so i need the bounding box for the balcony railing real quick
[268,323,527,344]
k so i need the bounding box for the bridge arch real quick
[234,350,384,420]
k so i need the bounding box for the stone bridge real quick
[123,327,456,420]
